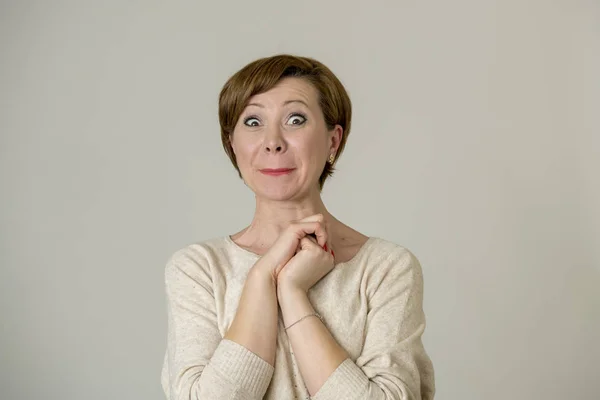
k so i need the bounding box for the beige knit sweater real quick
[161,236,435,399]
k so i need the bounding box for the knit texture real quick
[161,236,435,399]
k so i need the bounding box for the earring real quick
[328,154,335,164]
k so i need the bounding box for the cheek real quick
[296,132,327,158]
[289,140,324,176]
[232,137,262,172]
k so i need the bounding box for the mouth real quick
[259,168,295,176]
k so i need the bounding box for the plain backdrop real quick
[1,1,598,399]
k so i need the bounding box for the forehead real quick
[248,77,319,107]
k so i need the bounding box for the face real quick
[230,77,342,201]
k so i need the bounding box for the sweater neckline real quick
[224,235,376,267]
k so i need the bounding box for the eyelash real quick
[243,113,307,127]
[243,115,261,127]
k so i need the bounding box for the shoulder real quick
[164,236,231,283]
[367,237,422,270]
[166,236,230,264]
[363,237,425,291]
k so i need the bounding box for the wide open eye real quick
[243,116,260,127]
[287,113,307,126]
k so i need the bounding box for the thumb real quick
[299,237,321,251]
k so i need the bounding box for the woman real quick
[161,54,435,400]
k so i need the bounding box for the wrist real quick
[277,282,308,307]
[278,288,314,328]
[248,264,277,288]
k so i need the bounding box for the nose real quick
[263,125,287,154]
[265,143,283,153]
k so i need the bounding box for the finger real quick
[303,214,330,240]
[296,234,317,253]
[299,237,321,250]
[297,213,324,223]
[293,214,327,246]
[291,221,328,248]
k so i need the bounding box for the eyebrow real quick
[247,99,309,108]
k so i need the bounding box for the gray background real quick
[1,1,598,399]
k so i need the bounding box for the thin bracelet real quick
[284,312,323,331]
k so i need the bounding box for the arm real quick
[277,285,348,395]
[224,265,279,366]
[161,247,277,400]
[279,248,435,400]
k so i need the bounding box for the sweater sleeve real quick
[161,247,274,400]
[312,248,435,400]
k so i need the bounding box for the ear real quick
[329,124,343,154]
[228,133,236,154]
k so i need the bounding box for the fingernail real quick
[331,250,335,257]
[323,243,328,251]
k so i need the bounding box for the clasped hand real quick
[257,214,335,296]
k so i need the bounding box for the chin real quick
[252,183,309,202]
[257,187,299,201]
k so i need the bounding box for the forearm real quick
[224,263,279,366]
[278,286,348,396]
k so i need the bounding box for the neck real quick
[234,190,335,252]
